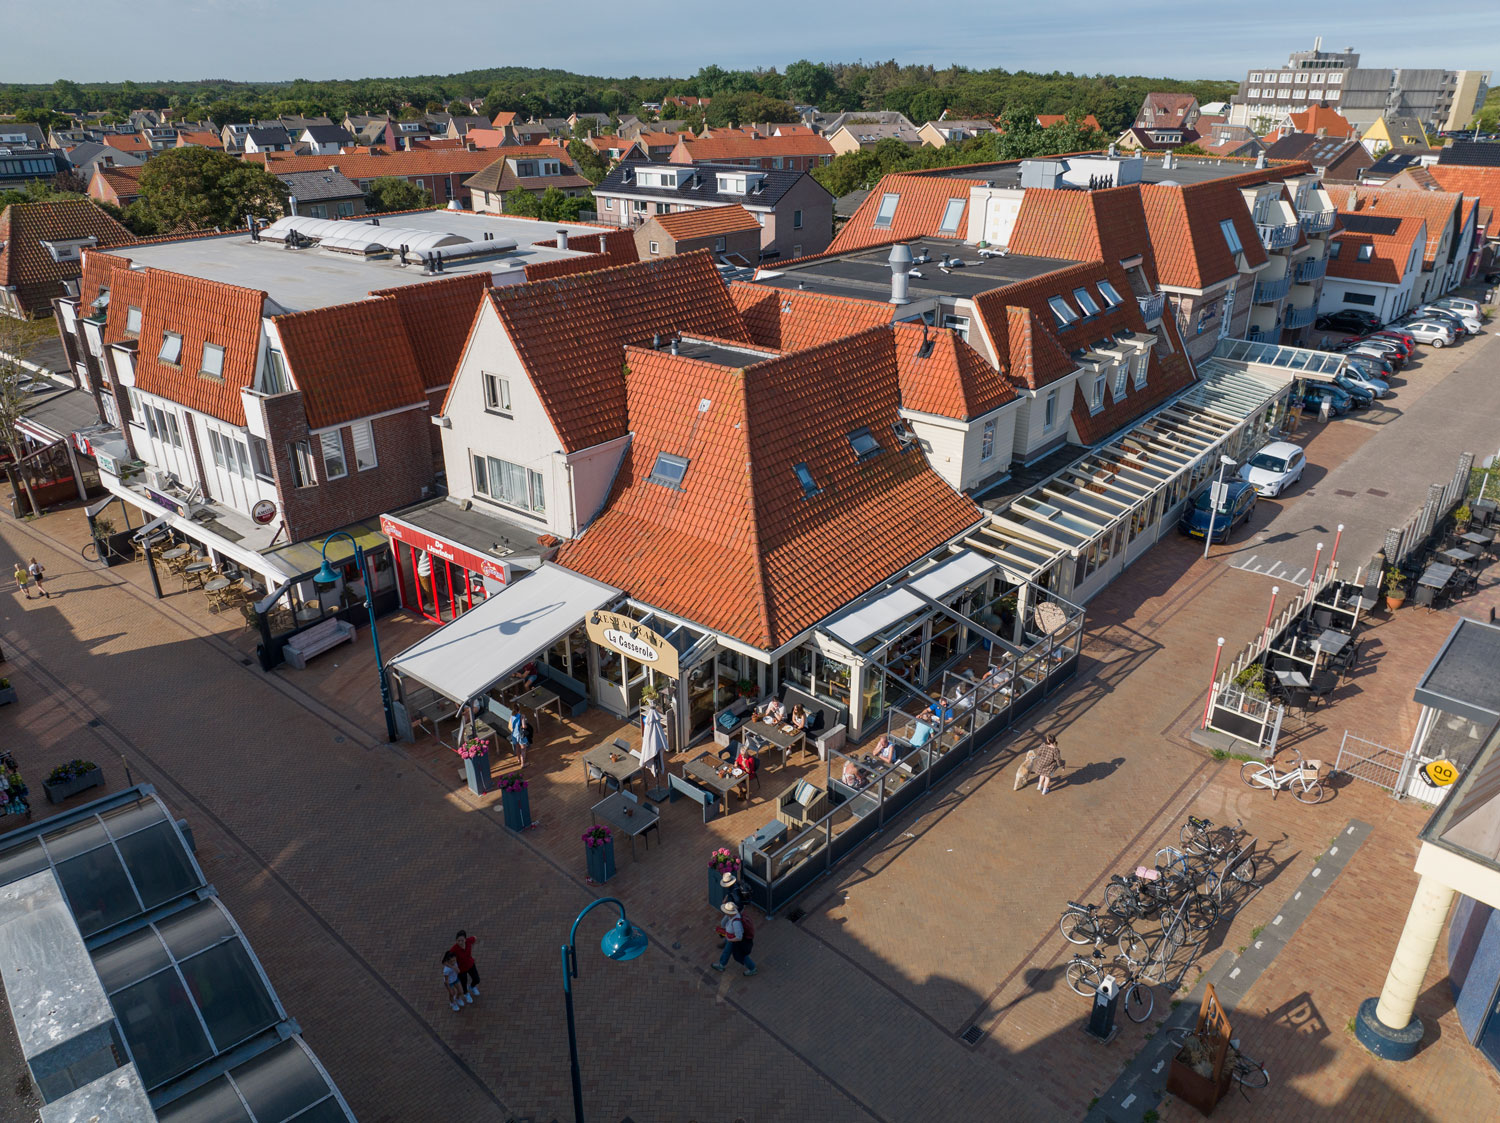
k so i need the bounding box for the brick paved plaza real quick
[4,331,1500,1121]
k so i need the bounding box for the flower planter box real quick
[1165,1052,1232,1116]
[43,766,103,805]
[500,786,531,831]
[463,751,492,796]
[0,686,16,707]
[585,839,616,883]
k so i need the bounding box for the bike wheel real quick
[1232,1052,1269,1088]
[1124,981,1155,1023]
[1118,926,1149,963]
[1180,820,1211,855]
[1104,882,1132,916]
[1240,761,1274,789]
[1059,910,1094,945]
[1229,854,1259,885]
[1296,777,1326,805]
[1186,895,1219,931]
[81,540,99,563]
[1065,959,1100,997]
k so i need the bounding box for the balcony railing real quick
[1257,221,1301,250]
[1283,303,1317,330]
[1252,275,1292,304]
[1294,257,1328,283]
[1136,290,1166,324]
[1299,209,1336,234]
[1246,327,1266,343]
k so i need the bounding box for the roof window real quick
[1357,244,1373,261]
[847,427,882,459]
[125,306,142,335]
[1220,219,1244,256]
[1073,287,1101,317]
[794,462,820,496]
[1328,241,1341,258]
[200,342,225,379]
[158,331,182,365]
[873,193,900,229]
[939,197,965,234]
[1096,280,1124,307]
[1047,296,1079,328]
[648,451,690,489]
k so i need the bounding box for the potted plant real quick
[43,759,103,804]
[1232,663,1268,707]
[1385,567,1407,611]
[1454,504,1473,532]
[737,679,758,700]
[0,765,30,818]
[0,677,15,706]
[582,824,615,883]
[454,737,492,796]
[498,771,531,831]
[640,681,660,706]
[708,847,741,908]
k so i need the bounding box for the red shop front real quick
[381,513,514,624]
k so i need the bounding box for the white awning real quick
[387,563,621,704]
[823,550,996,648]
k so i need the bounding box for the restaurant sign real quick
[379,514,511,585]
[1421,759,1459,788]
[586,611,679,678]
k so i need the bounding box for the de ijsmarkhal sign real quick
[586,612,680,678]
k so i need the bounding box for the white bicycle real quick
[1240,751,1325,804]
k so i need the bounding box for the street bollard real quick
[1086,975,1120,1043]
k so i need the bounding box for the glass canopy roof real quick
[156,1037,354,1123]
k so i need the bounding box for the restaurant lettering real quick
[605,628,658,663]
[586,612,680,677]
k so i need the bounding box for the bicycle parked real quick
[1064,948,1156,1022]
[1164,1026,1269,1089]
[1058,899,1159,965]
[1240,750,1326,804]
[81,535,129,565]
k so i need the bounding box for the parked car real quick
[1179,479,1258,542]
[1333,374,1375,407]
[1316,310,1382,333]
[1415,305,1479,335]
[1239,440,1308,497]
[1341,364,1390,397]
[1300,382,1354,417]
[1357,333,1412,359]
[1431,296,1483,319]
[1404,319,1456,347]
[1371,328,1417,349]
[1343,338,1406,366]
[1342,348,1396,377]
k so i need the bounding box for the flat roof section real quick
[119,212,614,313]
[912,155,1290,190]
[668,336,782,367]
[759,238,1076,302]
[385,496,549,564]
[1413,618,1500,728]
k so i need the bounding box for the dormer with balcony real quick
[1246,190,1300,251]
[715,171,768,196]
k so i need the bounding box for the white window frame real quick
[158,331,183,365]
[1044,390,1058,431]
[125,306,142,335]
[249,436,274,481]
[939,197,965,234]
[873,193,900,229]
[1091,375,1106,412]
[351,420,377,471]
[649,240,659,255]
[472,452,545,514]
[794,208,804,229]
[1220,219,1244,256]
[482,372,512,414]
[1047,296,1078,327]
[290,440,317,488]
[208,429,226,469]
[1073,287,1101,317]
[1133,352,1149,390]
[980,419,996,461]
[321,430,348,480]
[200,342,225,379]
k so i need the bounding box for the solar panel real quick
[1338,213,1400,236]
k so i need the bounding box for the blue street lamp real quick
[560,897,647,1123]
[313,531,397,742]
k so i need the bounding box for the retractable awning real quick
[823,550,996,648]
[387,563,621,704]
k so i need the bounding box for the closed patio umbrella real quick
[640,703,667,778]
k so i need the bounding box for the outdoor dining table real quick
[1418,563,1457,590]
[1459,530,1494,550]
[745,720,806,770]
[580,742,644,794]
[683,752,747,807]
[1438,547,1478,567]
[513,686,562,723]
[590,791,660,859]
[160,545,191,562]
[1274,668,1310,689]
[1314,629,1350,657]
[1474,498,1498,525]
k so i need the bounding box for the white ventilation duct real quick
[888,243,913,306]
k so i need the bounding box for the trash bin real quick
[1087,975,1119,1043]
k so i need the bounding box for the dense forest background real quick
[1,62,1239,135]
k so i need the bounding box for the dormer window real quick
[1357,244,1373,261]
[1328,241,1341,258]
[1220,219,1244,256]
[158,331,183,365]
[648,452,690,489]
[1073,288,1101,317]
[873,193,900,229]
[847,427,881,459]
[1047,297,1079,327]
[125,306,142,335]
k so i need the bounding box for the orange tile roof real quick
[556,326,981,650]
[103,134,152,153]
[728,283,892,351]
[1036,114,1101,131]
[829,171,984,252]
[654,204,761,240]
[668,133,834,164]
[636,131,680,148]
[522,228,640,281]
[247,148,499,180]
[892,321,1018,420]
[175,131,223,148]
[1331,184,1462,269]
[1069,315,1197,446]
[0,200,137,316]
[1139,178,1268,289]
[1287,105,1354,139]
[1425,165,1500,234]
[90,165,144,203]
[273,299,428,430]
[487,251,753,452]
[1326,214,1426,285]
[368,272,490,391]
[1007,184,1160,287]
[491,112,518,128]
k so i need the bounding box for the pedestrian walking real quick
[448,930,480,1002]
[510,711,533,768]
[27,559,49,599]
[442,951,464,1012]
[1032,733,1064,795]
[719,871,746,913]
[14,563,33,600]
[711,901,757,976]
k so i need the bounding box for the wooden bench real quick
[668,772,718,822]
[283,617,355,669]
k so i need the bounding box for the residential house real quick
[242,127,293,155]
[0,123,46,149]
[634,204,762,262]
[1333,182,1476,299]
[220,123,255,153]
[444,116,491,139]
[1269,104,1356,141]
[826,123,925,156]
[174,130,224,151]
[87,164,145,208]
[1264,134,1373,181]
[581,134,641,163]
[917,120,997,148]
[265,115,334,134]
[137,125,179,152]
[488,111,519,129]
[1134,93,1200,132]
[810,110,916,136]
[1035,114,1102,131]
[568,112,610,136]
[63,141,145,181]
[249,148,504,208]
[463,149,593,213]
[634,132,680,161]
[1116,125,1202,152]
[1199,125,1265,159]
[391,119,436,149]
[1361,115,1433,155]
[1321,211,1427,322]
[667,132,834,172]
[298,125,355,155]
[592,161,834,260]
[278,170,366,220]
[511,121,552,146]
[0,199,137,318]
[1361,147,1444,184]
[102,133,153,158]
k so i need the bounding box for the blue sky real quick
[9,1,1498,84]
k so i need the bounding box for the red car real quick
[1371,329,1417,350]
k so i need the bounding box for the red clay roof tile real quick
[0,201,137,316]
[368,272,490,391]
[829,171,983,253]
[273,299,429,429]
[728,283,892,351]
[892,321,1019,420]
[1325,214,1426,285]
[654,204,761,240]
[668,134,834,164]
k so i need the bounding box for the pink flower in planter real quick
[581,825,612,849]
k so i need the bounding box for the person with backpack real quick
[711,901,757,976]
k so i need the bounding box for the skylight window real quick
[1357,244,1373,261]
[1048,296,1079,327]
[794,462,820,496]
[939,197,966,234]
[1073,288,1101,317]
[158,331,182,365]
[873,193,900,229]
[1096,280,1123,307]
[200,342,225,378]
[125,306,142,334]
[648,451,690,489]
[847,427,881,459]
[1220,219,1244,256]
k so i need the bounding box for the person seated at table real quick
[513,661,541,692]
[952,683,975,714]
[734,742,758,778]
[755,696,786,723]
[788,703,808,731]
[872,734,897,765]
[926,696,954,725]
[841,757,869,789]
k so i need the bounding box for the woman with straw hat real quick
[711,901,757,976]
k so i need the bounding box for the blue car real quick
[1179,479,1258,543]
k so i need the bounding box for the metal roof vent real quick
[887,243,914,306]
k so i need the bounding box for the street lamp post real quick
[560,897,648,1123]
[313,531,397,742]
[1203,455,1239,560]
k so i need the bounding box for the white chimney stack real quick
[888,243,913,306]
[556,228,569,250]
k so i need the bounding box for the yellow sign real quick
[1422,760,1459,788]
[586,611,680,678]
